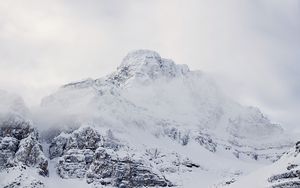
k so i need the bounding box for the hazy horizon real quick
[0,0,299,129]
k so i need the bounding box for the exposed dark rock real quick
[295,141,300,153]
[182,160,200,168]
[287,164,298,171]
[268,171,300,183]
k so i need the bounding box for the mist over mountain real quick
[0,50,297,188]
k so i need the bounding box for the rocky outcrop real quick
[57,148,94,179]
[86,148,172,187]
[0,115,48,176]
[49,126,104,159]
[15,132,48,176]
[50,126,173,187]
[268,170,300,184]
[0,136,19,169]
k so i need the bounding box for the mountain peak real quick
[120,49,161,68]
[116,49,190,83]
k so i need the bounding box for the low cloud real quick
[0,0,299,129]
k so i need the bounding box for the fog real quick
[0,0,299,129]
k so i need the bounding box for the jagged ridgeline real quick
[0,50,296,188]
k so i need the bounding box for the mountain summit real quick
[117,50,190,82]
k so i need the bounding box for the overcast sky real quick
[0,0,299,129]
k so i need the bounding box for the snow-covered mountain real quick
[0,50,296,187]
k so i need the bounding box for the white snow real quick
[0,50,296,188]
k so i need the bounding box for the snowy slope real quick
[228,142,300,188]
[0,50,296,188]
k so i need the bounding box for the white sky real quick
[0,0,299,129]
